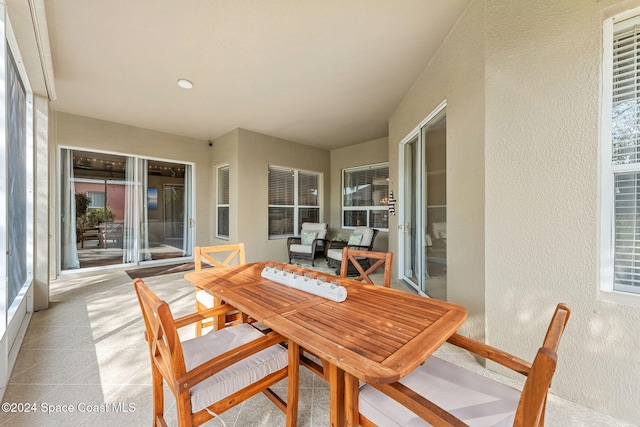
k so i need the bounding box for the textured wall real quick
[389,0,640,422]
[236,128,331,263]
[34,96,50,310]
[329,137,389,252]
[485,0,640,422]
[388,0,487,342]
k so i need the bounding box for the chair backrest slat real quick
[340,248,393,287]
[134,279,187,388]
[194,243,246,271]
[514,303,571,427]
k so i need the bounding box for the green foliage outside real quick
[86,207,116,228]
[75,192,116,238]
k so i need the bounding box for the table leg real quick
[287,342,299,427]
[329,364,345,427]
[344,372,359,427]
[213,296,225,330]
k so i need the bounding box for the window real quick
[342,163,389,230]
[87,191,105,209]
[217,165,230,239]
[61,149,194,270]
[602,9,640,295]
[6,42,31,310]
[268,166,321,238]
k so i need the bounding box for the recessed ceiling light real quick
[177,79,193,89]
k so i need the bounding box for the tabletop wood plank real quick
[184,262,467,384]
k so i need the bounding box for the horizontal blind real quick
[268,166,295,237]
[612,16,640,293]
[298,171,318,206]
[343,165,389,207]
[217,165,229,204]
[614,173,640,291]
[613,21,640,164]
[268,167,294,205]
[217,165,229,238]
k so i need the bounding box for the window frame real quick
[601,8,640,299]
[341,162,390,231]
[87,191,106,210]
[268,165,322,239]
[216,164,230,240]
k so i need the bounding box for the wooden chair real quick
[193,244,246,336]
[300,249,394,380]
[133,279,298,427]
[339,247,393,287]
[358,303,571,427]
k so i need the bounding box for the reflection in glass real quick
[61,149,193,270]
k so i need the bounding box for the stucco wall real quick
[329,137,389,252]
[235,128,331,263]
[210,129,240,244]
[484,0,640,422]
[392,0,640,422]
[388,0,486,342]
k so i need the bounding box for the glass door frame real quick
[58,147,195,273]
[398,101,446,294]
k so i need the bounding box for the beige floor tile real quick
[1,264,634,426]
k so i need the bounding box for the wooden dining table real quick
[185,261,467,427]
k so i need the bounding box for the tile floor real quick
[0,263,635,426]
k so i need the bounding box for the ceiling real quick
[9,0,470,150]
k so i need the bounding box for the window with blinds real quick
[342,163,389,230]
[268,166,321,238]
[217,165,230,239]
[608,14,640,294]
[87,191,106,209]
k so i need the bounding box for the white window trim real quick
[600,9,640,304]
[216,164,230,240]
[268,165,322,239]
[341,162,390,231]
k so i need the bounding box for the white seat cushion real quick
[196,289,214,307]
[196,289,240,324]
[359,356,519,427]
[327,248,367,262]
[326,248,343,261]
[183,323,288,413]
[289,243,313,254]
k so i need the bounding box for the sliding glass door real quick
[399,104,447,298]
[60,149,193,271]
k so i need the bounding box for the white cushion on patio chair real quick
[327,226,376,263]
[196,289,214,307]
[359,356,519,427]
[184,323,289,412]
[302,222,328,241]
[288,244,314,254]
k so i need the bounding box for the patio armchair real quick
[358,303,571,427]
[326,226,379,272]
[287,222,328,266]
[133,278,298,427]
